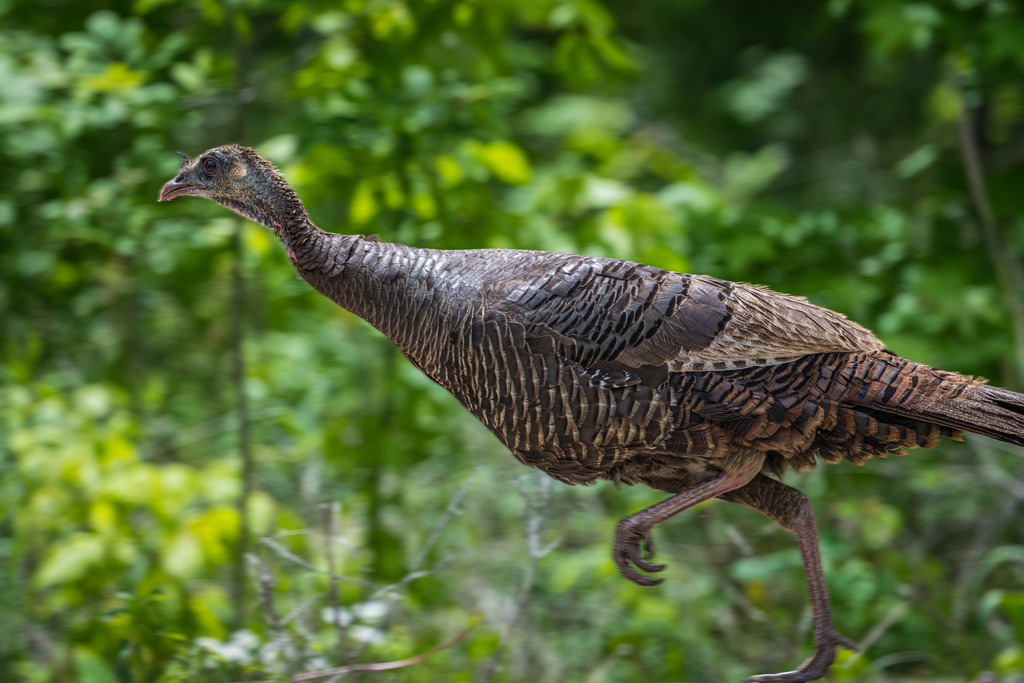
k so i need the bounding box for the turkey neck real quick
[273,214,454,369]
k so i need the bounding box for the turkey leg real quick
[721,475,857,683]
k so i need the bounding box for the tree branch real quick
[247,552,292,671]
[956,81,1024,382]
[478,472,560,682]
[231,28,255,632]
[234,624,474,683]
[321,502,348,657]
[258,537,382,590]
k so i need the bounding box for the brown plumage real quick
[160,145,1024,682]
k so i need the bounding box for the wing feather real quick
[499,254,883,375]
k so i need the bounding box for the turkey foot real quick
[746,629,857,683]
[613,516,666,586]
[611,470,758,586]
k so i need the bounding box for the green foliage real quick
[3,0,1024,681]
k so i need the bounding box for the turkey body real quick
[160,145,1024,683]
[295,234,996,487]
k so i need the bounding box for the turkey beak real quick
[159,179,207,201]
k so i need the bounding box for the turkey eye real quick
[202,158,219,174]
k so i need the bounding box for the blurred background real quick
[3,0,1024,681]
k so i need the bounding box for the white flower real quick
[321,606,353,625]
[196,630,259,663]
[353,600,387,621]
[321,600,388,626]
[349,625,383,644]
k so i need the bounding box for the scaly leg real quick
[614,469,758,585]
[720,475,857,683]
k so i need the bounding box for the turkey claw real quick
[613,517,666,586]
[745,629,856,682]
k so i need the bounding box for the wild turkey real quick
[160,145,1024,682]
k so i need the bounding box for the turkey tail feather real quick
[926,384,1024,446]
[851,354,1024,447]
